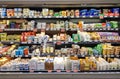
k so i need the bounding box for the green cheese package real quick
[110,21,118,28]
[72,34,80,42]
[88,47,93,55]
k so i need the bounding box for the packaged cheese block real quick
[45,57,54,70]
[54,57,64,70]
[70,57,79,71]
[80,59,85,71]
[37,57,45,70]
[29,57,38,70]
[64,57,71,70]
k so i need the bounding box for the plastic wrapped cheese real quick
[54,57,64,70]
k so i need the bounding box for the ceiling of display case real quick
[0,0,120,7]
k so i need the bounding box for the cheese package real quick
[70,57,80,71]
[64,57,71,70]
[29,57,38,70]
[45,57,54,70]
[54,57,64,70]
[37,57,45,70]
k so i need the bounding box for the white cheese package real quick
[29,57,38,70]
[54,57,65,70]
[37,57,46,70]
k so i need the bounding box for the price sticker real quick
[82,16,86,18]
[64,16,67,18]
[48,16,51,18]
[45,16,48,18]
[110,55,114,57]
[17,16,20,18]
[116,55,119,57]
[115,16,119,18]
[1,16,5,18]
[21,42,27,44]
[111,28,114,30]
[90,16,93,18]
[48,70,52,73]
[39,16,42,18]
[34,16,37,18]
[10,42,14,44]
[110,16,113,17]
[25,55,28,57]
[71,16,74,18]
[76,16,79,18]
[56,16,59,18]
[8,16,11,18]
[115,28,118,31]
[96,29,98,30]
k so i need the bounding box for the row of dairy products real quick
[0,57,120,71]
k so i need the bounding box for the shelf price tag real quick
[1,16,5,18]
[10,42,14,44]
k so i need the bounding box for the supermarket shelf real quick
[83,28,119,32]
[0,71,120,79]
[1,53,119,58]
[1,41,120,45]
[103,16,120,18]
[0,16,100,19]
[0,70,120,73]
[1,28,119,33]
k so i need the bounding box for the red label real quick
[114,13,119,17]
[109,13,114,17]
[102,23,106,28]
